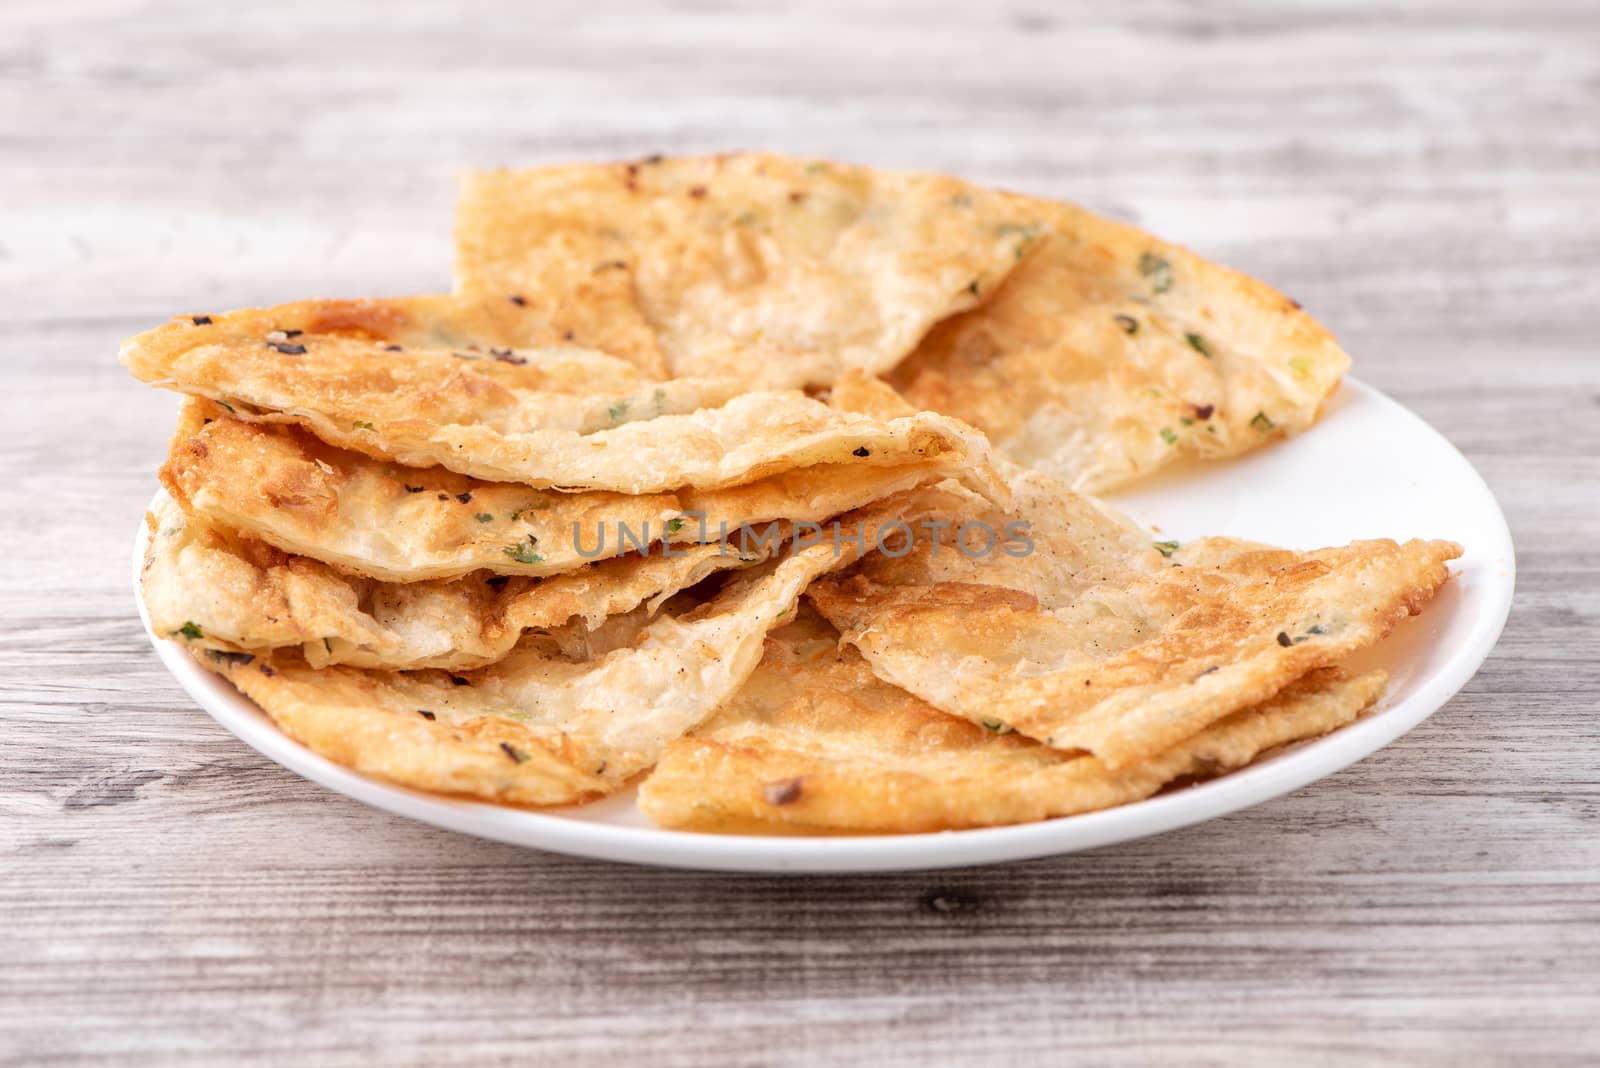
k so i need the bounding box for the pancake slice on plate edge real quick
[159,398,1006,584]
[806,469,1460,771]
[453,152,1049,385]
[143,491,767,671]
[190,504,929,807]
[637,606,1386,834]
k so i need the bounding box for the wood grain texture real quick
[2,0,1597,1064]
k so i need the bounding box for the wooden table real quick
[4,2,1596,1063]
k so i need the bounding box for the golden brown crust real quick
[205,647,613,806]
[160,400,1001,583]
[889,196,1351,492]
[143,493,761,670]
[455,153,1049,386]
[196,541,861,806]
[122,297,1005,495]
[807,470,1459,769]
[638,609,1386,833]
[160,403,684,581]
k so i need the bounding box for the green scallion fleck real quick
[1186,333,1213,358]
[1137,251,1174,294]
[503,541,543,565]
[1153,541,1179,558]
[175,621,202,640]
[997,221,1041,260]
[1251,410,1277,432]
[997,222,1038,240]
[1160,427,1179,445]
[475,513,494,523]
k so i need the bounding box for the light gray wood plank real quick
[2,0,1597,1064]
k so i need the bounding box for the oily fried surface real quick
[122,298,1001,494]
[888,197,1351,492]
[455,153,1048,386]
[160,400,1000,582]
[808,471,1459,769]
[143,492,762,670]
[196,542,855,807]
[638,608,1386,833]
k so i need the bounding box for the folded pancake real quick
[121,298,1002,494]
[191,506,916,805]
[161,400,1002,583]
[887,197,1350,492]
[639,608,1385,833]
[454,153,1048,386]
[807,470,1459,770]
[143,492,769,670]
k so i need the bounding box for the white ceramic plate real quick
[135,379,1514,873]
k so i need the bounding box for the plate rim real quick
[134,378,1516,873]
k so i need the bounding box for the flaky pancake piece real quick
[454,153,1048,386]
[887,196,1350,493]
[152,293,666,372]
[639,610,1385,833]
[121,298,1002,494]
[143,492,765,670]
[193,540,857,807]
[161,400,1000,582]
[808,470,1459,770]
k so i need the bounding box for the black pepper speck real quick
[763,777,803,805]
